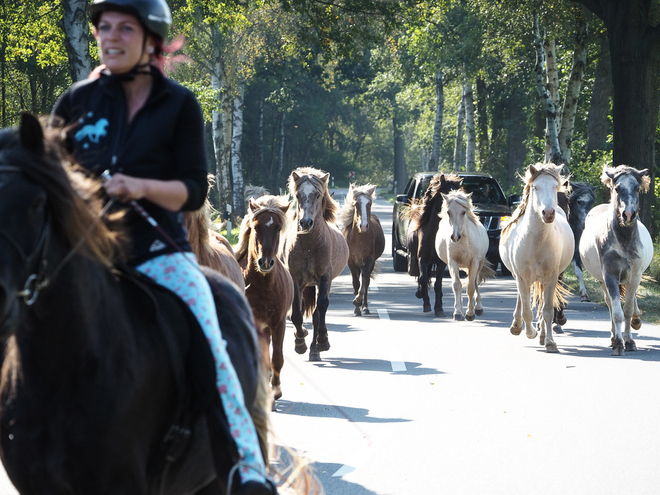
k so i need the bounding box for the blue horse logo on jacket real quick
[75,118,109,145]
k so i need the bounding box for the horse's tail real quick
[531,279,571,310]
[620,284,626,300]
[302,286,316,318]
[477,259,496,285]
[269,445,322,495]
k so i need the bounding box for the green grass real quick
[561,264,660,324]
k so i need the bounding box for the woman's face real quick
[94,11,154,75]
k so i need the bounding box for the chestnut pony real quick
[235,195,294,400]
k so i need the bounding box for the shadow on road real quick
[312,357,444,376]
[274,400,411,424]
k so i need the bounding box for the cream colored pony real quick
[435,189,495,321]
[499,163,574,352]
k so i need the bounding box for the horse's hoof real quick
[475,308,484,316]
[553,324,564,334]
[539,334,545,346]
[353,308,362,316]
[545,341,559,353]
[316,339,330,352]
[294,340,307,355]
[527,329,538,340]
[273,385,282,401]
[580,295,590,302]
[454,313,465,321]
[309,352,322,362]
[631,317,642,330]
[362,308,370,315]
[423,304,432,313]
[510,324,523,336]
[625,340,637,352]
[612,338,625,356]
[465,314,475,322]
[556,313,567,326]
[415,290,423,299]
[435,309,445,317]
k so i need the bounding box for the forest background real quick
[1,0,659,235]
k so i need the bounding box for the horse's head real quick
[602,165,650,227]
[568,182,595,226]
[247,196,289,273]
[349,184,376,233]
[289,168,333,233]
[440,190,475,243]
[527,163,566,224]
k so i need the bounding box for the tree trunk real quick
[431,70,444,171]
[275,112,286,191]
[586,33,613,155]
[464,84,476,172]
[210,27,231,212]
[507,89,527,185]
[393,114,407,194]
[576,0,660,231]
[60,0,93,82]
[476,77,489,170]
[231,80,245,218]
[453,92,466,171]
[533,17,563,167]
[558,6,589,166]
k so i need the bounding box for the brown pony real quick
[235,195,294,401]
[406,173,463,316]
[184,201,245,290]
[338,184,385,316]
[286,167,349,362]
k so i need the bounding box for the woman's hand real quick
[103,173,189,212]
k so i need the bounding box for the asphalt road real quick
[1,192,659,494]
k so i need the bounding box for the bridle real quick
[0,165,109,306]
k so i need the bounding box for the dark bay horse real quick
[184,201,245,290]
[235,195,294,400]
[338,184,385,316]
[406,173,463,316]
[286,167,349,362]
[579,165,653,356]
[0,114,269,494]
[567,182,596,302]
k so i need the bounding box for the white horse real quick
[579,165,653,356]
[499,163,574,352]
[435,190,495,321]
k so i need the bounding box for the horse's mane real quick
[235,195,290,263]
[568,181,595,202]
[410,173,463,230]
[287,167,339,225]
[502,163,569,236]
[439,189,480,225]
[601,165,651,193]
[0,125,123,267]
[244,184,270,202]
[338,183,376,234]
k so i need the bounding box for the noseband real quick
[0,165,53,305]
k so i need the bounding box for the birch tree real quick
[463,83,476,172]
[430,70,444,171]
[60,0,93,82]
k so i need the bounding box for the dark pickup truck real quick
[392,172,518,274]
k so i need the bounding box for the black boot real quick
[238,478,279,495]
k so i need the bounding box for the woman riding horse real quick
[49,0,275,492]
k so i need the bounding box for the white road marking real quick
[391,361,407,372]
[377,308,389,320]
[369,284,378,291]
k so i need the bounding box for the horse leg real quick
[271,319,286,400]
[573,258,590,302]
[433,261,446,317]
[543,283,558,353]
[465,265,479,321]
[361,258,375,315]
[623,281,640,352]
[350,264,362,316]
[474,261,484,317]
[448,261,464,321]
[419,262,432,313]
[517,280,536,340]
[604,274,625,355]
[309,275,331,362]
[631,293,642,331]
[291,285,308,355]
[510,293,524,336]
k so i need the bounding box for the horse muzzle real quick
[299,218,314,232]
[257,257,275,274]
[620,209,637,226]
[542,208,556,223]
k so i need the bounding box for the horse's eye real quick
[316,193,321,200]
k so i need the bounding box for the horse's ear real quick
[366,185,377,197]
[291,171,301,183]
[638,169,651,192]
[279,202,290,214]
[320,172,330,186]
[601,167,616,188]
[529,163,539,176]
[441,192,449,202]
[248,198,259,213]
[19,112,45,155]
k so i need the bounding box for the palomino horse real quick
[435,190,495,321]
[499,163,574,353]
[567,182,596,302]
[406,173,463,316]
[579,165,653,356]
[184,201,245,290]
[0,114,270,494]
[286,167,349,362]
[338,184,385,316]
[235,195,294,400]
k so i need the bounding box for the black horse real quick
[0,114,269,494]
[406,173,463,317]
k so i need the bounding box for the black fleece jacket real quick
[51,67,208,265]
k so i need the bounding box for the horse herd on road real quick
[0,115,654,494]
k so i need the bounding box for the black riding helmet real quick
[89,0,171,41]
